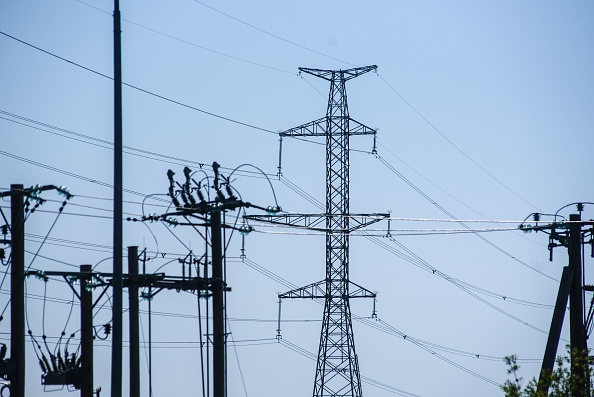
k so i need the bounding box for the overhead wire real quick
[0,6,552,390]
[374,152,556,281]
[72,0,295,76]
[0,109,279,182]
[375,73,540,212]
[241,256,541,366]
[0,30,276,135]
[191,0,356,67]
[276,176,553,309]
[186,0,542,219]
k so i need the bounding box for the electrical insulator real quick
[39,359,48,374]
[57,352,65,371]
[50,354,58,372]
[225,184,236,200]
[196,187,205,202]
[42,355,52,374]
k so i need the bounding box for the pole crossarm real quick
[279,117,376,138]
[299,65,377,82]
[279,280,376,300]
[29,270,215,295]
[519,220,594,233]
[0,184,71,199]
[280,280,326,299]
[244,213,389,233]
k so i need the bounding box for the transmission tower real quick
[247,65,385,397]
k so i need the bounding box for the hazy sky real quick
[1,1,594,396]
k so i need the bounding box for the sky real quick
[1,0,594,396]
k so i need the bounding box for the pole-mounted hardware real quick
[519,203,594,397]
[0,184,72,397]
[146,163,275,397]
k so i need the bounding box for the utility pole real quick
[11,184,25,397]
[111,0,124,396]
[246,66,385,397]
[520,205,594,397]
[211,210,225,397]
[568,213,587,396]
[0,184,69,397]
[80,265,94,397]
[161,163,274,397]
[128,247,140,397]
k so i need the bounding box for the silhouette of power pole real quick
[160,163,275,397]
[247,66,386,397]
[0,184,71,397]
[520,203,594,397]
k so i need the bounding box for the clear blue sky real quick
[1,1,594,396]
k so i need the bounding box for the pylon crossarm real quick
[347,118,377,136]
[298,65,377,82]
[279,280,326,299]
[348,213,389,232]
[244,213,327,230]
[244,213,389,233]
[348,281,376,299]
[280,117,327,137]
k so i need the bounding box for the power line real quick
[376,73,540,212]
[0,30,277,135]
[375,152,557,282]
[242,255,544,373]
[192,1,356,67]
[72,0,295,75]
[183,0,541,218]
[276,177,555,310]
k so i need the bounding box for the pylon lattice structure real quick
[247,65,383,397]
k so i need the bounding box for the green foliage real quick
[502,347,593,397]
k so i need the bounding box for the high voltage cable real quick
[0,110,277,179]
[0,150,152,198]
[1,12,542,218]
[1,18,552,384]
[376,74,540,212]
[357,141,545,248]
[0,30,276,135]
[186,0,539,215]
[279,339,424,397]
[241,256,543,365]
[0,288,317,323]
[192,1,356,67]
[276,177,555,309]
[1,153,552,311]
[72,0,295,75]
[0,332,276,348]
[375,153,557,282]
[250,227,524,237]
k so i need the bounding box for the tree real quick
[502,348,592,397]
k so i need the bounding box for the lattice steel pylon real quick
[248,65,383,397]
